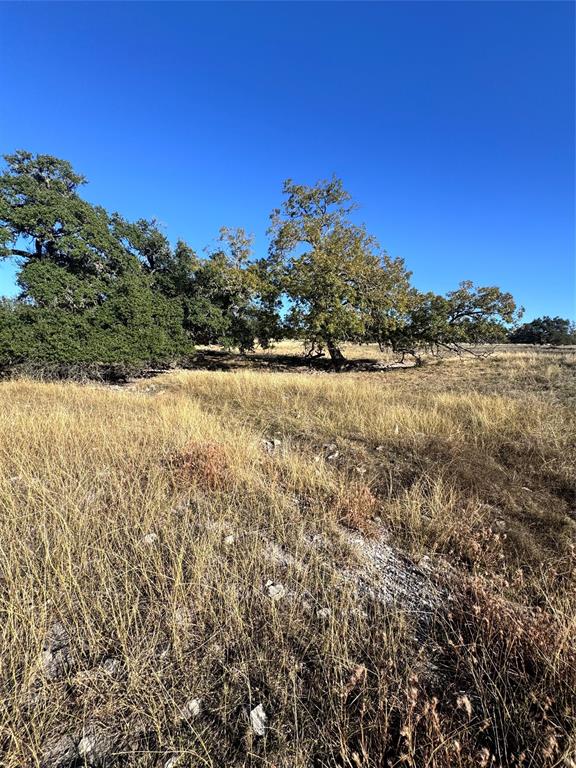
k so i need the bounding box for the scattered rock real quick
[45,622,69,651]
[250,703,267,736]
[306,533,325,547]
[41,622,72,680]
[265,581,286,601]
[173,606,193,628]
[41,734,78,768]
[101,657,122,677]
[261,438,282,455]
[78,727,115,767]
[179,697,202,720]
[342,530,442,614]
[418,554,431,568]
[142,532,158,545]
[263,541,298,568]
[323,443,339,460]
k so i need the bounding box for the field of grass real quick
[1,345,575,767]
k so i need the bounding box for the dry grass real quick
[0,347,575,767]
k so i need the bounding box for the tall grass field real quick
[1,345,575,767]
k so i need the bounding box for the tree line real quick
[0,151,570,378]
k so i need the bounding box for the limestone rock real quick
[265,581,286,601]
[180,697,202,720]
[78,727,115,767]
[41,622,71,680]
[41,734,78,768]
[261,438,282,455]
[250,703,267,736]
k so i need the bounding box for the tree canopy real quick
[267,177,413,364]
[0,150,528,377]
[509,316,576,346]
[0,151,190,375]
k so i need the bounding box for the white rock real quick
[101,657,122,676]
[224,534,235,546]
[173,606,193,628]
[250,703,267,736]
[316,607,331,620]
[180,697,202,719]
[264,542,297,567]
[78,729,114,766]
[266,582,286,601]
[261,438,281,455]
[142,532,158,545]
[40,734,78,768]
[323,443,339,460]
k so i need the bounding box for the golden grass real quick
[1,348,575,767]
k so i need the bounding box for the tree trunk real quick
[326,340,346,368]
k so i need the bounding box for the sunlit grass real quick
[1,348,575,766]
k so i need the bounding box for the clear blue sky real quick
[0,1,574,320]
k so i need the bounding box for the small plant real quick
[172,440,232,491]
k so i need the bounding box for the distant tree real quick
[0,150,527,377]
[111,217,280,351]
[268,176,412,365]
[195,227,281,350]
[385,281,521,363]
[0,151,190,373]
[509,316,576,345]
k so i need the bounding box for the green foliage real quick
[0,152,532,375]
[268,177,413,363]
[0,151,191,374]
[386,281,522,361]
[109,217,280,351]
[509,316,576,345]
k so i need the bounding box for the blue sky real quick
[0,1,574,320]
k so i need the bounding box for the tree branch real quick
[8,248,32,258]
